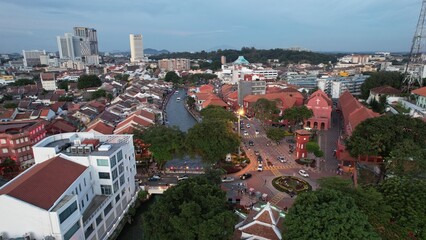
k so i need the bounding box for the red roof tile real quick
[412,86,426,97]
[370,85,401,95]
[86,121,114,134]
[0,156,86,210]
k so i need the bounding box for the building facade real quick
[129,34,144,63]
[317,75,368,99]
[74,27,99,56]
[158,58,191,71]
[22,50,46,67]
[57,33,82,60]
[0,132,138,240]
[0,120,47,167]
[41,73,57,91]
[304,90,332,130]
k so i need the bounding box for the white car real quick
[246,123,250,128]
[243,131,249,136]
[222,177,235,182]
[177,175,189,181]
[255,129,259,135]
[277,156,287,163]
[298,170,309,178]
[257,164,263,172]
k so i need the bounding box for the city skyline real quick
[0,0,422,53]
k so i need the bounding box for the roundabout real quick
[272,175,312,195]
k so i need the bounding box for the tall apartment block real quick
[129,34,144,63]
[0,132,138,240]
[22,50,46,67]
[74,27,99,56]
[57,33,82,60]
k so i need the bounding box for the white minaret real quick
[129,34,144,62]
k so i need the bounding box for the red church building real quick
[304,90,332,130]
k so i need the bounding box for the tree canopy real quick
[266,127,286,142]
[142,174,237,240]
[282,105,313,129]
[135,125,186,168]
[378,177,426,239]
[164,71,181,85]
[360,72,403,99]
[282,188,379,240]
[346,115,426,179]
[90,89,106,100]
[182,73,217,85]
[8,79,35,86]
[252,98,280,124]
[186,120,239,164]
[151,47,338,66]
[200,106,237,122]
[77,74,102,89]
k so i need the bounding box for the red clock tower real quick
[295,129,311,159]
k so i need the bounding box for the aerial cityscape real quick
[0,0,426,240]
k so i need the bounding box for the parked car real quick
[277,156,287,163]
[298,170,309,178]
[246,123,250,128]
[177,175,189,181]
[248,140,254,146]
[148,175,161,181]
[240,173,252,180]
[254,150,260,156]
[257,155,263,163]
[257,164,263,172]
[222,177,235,182]
[255,129,259,135]
[243,131,249,136]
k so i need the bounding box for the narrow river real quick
[117,88,198,239]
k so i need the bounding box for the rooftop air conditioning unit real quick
[77,145,85,154]
[73,138,81,146]
[84,146,92,154]
[70,146,77,154]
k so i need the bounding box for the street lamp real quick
[237,108,244,156]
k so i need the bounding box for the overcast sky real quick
[0,0,422,53]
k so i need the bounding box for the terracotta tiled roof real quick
[195,92,213,101]
[50,102,66,112]
[86,121,114,134]
[202,98,228,108]
[40,109,50,117]
[14,112,32,120]
[412,86,426,97]
[199,84,214,93]
[46,119,77,134]
[240,222,281,240]
[41,73,55,81]
[370,85,401,95]
[0,156,86,210]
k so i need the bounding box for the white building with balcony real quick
[0,132,138,240]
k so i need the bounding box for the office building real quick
[57,33,82,60]
[129,34,144,63]
[317,75,368,99]
[74,27,99,56]
[0,132,138,240]
[22,50,46,67]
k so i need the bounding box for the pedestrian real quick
[264,179,267,185]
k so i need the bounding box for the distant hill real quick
[144,48,170,55]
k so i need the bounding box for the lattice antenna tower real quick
[404,0,426,90]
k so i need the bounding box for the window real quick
[59,201,78,223]
[110,155,117,168]
[101,185,112,195]
[81,200,84,208]
[0,139,5,144]
[89,172,92,180]
[115,194,121,203]
[84,224,95,238]
[97,159,109,167]
[118,163,124,174]
[104,202,113,216]
[64,221,80,240]
[79,184,81,192]
[112,169,118,181]
[113,181,119,193]
[84,178,86,186]
[117,150,123,162]
[1,148,8,153]
[96,214,103,225]
[75,187,78,195]
[120,175,125,186]
[98,172,110,179]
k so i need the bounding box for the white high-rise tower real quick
[129,34,144,63]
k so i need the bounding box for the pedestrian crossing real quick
[251,164,298,172]
[270,192,286,205]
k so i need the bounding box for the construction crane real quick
[404,0,426,91]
